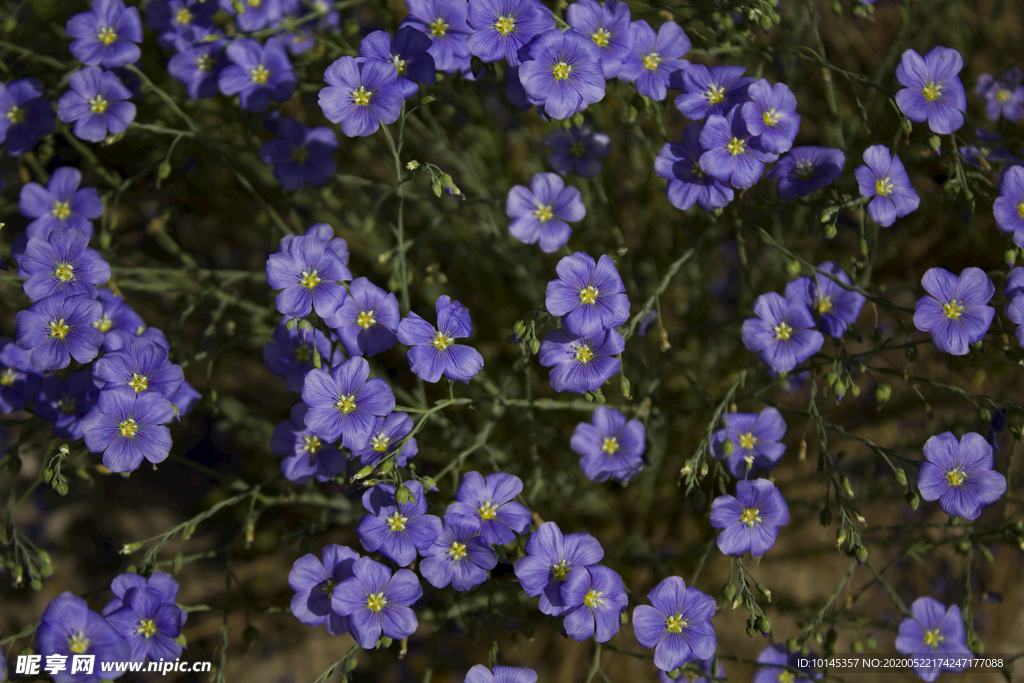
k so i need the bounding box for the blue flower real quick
[466,0,555,67]
[263,317,339,393]
[266,233,351,319]
[218,0,282,31]
[81,386,174,473]
[0,338,42,414]
[545,124,610,178]
[994,166,1024,247]
[397,296,485,384]
[359,27,437,99]
[465,666,538,683]
[35,369,100,439]
[545,252,630,338]
[57,67,136,142]
[741,79,800,154]
[146,0,217,51]
[562,564,628,642]
[741,292,824,373]
[0,78,55,156]
[912,267,994,356]
[513,521,604,616]
[566,0,634,79]
[709,407,787,478]
[895,597,973,682]
[506,173,585,252]
[617,20,690,101]
[445,471,531,545]
[319,56,404,137]
[699,110,777,189]
[768,146,845,200]
[918,432,1006,520]
[66,0,143,68]
[323,277,400,357]
[538,329,623,394]
[675,65,753,120]
[710,479,790,557]
[218,38,296,112]
[21,228,110,302]
[330,557,422,650]
[853,145,919,227]
[655,123,734,211]
[272,403,347,483]
[16,295,103,371]
[36,592,130,683]
[104,587,183,663]
[895,46,966,135]
[350,412,419,468]
[419,514,497,591]
[94,338,185,400]
[260,117,338,191]
[784,261,865,338]
[976,69,1024,122]
[18,167,104,240]
[519,29,606,120]
[166,28,228,100]
[301,356,396,449]
[633,576,717,672]
[401,0,472,73]
[289,544,360,635]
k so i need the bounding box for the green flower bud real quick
[819,508,833,527]
[723,583,737,600]
[786,637,800,652]
[529,338,541,355]
[875,383,892,404]
[855,545,869,564]
[823,223,838,240]
[746,624,758,638]
[894,468,907,486]
[852,639,864,653]
[394,485,411,505]
[906,491,920,510]
[758,616,771,635]
[723,438,735,456]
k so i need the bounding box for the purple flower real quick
[91,289,143,343]
[218,0,282,31]
[16,295,103,371]
[280,222,350,265]
[546,253,629,337]
[357,482,443,568]
[21,228,109,302]
[401,0,472,73]
[506,173,585,252]
[146,0,217,50]
[466,0,554,67]
[675,65,753,120]
[514,522,604,616]
[710,479,790,557]
[218,38,296,112]
[420,514,498,591]
[538,328,623,394]
[912,267,994,356]
[266,233,351,319]
[289,544,360,636]
[741,79,800,154]
[35,369,101,439]
[994,166,1024,247]
[66,0,143,68]
[709,407,787,478]
[784,261,866,337]
[571,406,645,483]
[301,356,396,449]
[445,471,531,545]
[660,657,723,683]
[359,27,437,99]
[330,556,422,649]
[562,564,628,642]
[566,0,634,79]
[81,385,173,473]
[655,123,734,211]
[768,146,845,201]
[617,20,690,101]
[397,295,484,383]
[633,576,717,672]
[350,412,418,468]
[94,338,184,400]
[319,56,404,137]
[545,125,610,178]
[57,67,136,142]
[35,592,130,683]
[259,117,338,191]
[895,597,973,682]
[167,30,228,100]
[519,29,606,120]
[272,403,347,483]
[324,277,400,357]
[0,78,55,156]
[699,110,777,189]
[918,432,1006,520]
[19,167,104,240]
[103,325,169,353]
[263,317,337,393]
[104,587,182,663]
[465,665,538,683]
[171,380,201,418]
[741,292,824,373]
[854,145,919,227]
[976,70,1024,122]
[753,645,818,683]
[101,572,183,620]
[895,46,966,135]
[0,338,42,413]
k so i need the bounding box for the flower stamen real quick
[741,508,762,527]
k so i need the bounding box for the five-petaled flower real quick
[350,411,419,468]
[513,521,604,616]
[359,27,437,99]
[895,46,967,135]
[741,292,824,373]
[913,267,994,356]
[545,124,612,178]
[565,0,634,79]
[655,123,735,212]
[0,77,55,156]
[288,544,360,636]
[355,481,442,567]
[633,575,717,672]
[400,0,473,73]
[571,406,646,483]
[784,261,866,338]
[993,166,1024,247]
[741,79,801,154]
[675,64,753,121]
[271,403,347,483]
[538,328,624,394]
[506,172,586,253]
[218,38,296,112]
[709,479,791,557]
[57,67,137,143]
[16,294,103,371]
[976,69,1024,122]
[330,556,422,650]
[419,514,498,591]
[709,407,787,479]
[895,597,973,682]
[21,227,110,302]
[36,592,131,683]
[465,0,555,66]
[617,19,690,102]
[445,471,532,545]
[854,145,920,227]
[301,356,396,449]
[397,295,485,383]
[699,110,778,189]
[768,146,845,201]
[81,385,174,473]
[266,233,352,319]
[545,252,630,338]
[519,29,606,120]
[259,117,339,191]
[561,564,628,642]
[319,55,404,138]
[324,277,400,357]
[918,431,1006,520]
[66,0,144,68]
[18,167,104,240]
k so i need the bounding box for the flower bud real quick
[906,491,920,510]
[723,583,737,600]
[786,637,800,652]
[746,624,758,638]
[529,338,541,355]
[875,383,891,404]
[836,527,847,546]
[901,118,913,135]
[894,468,907,486]
[819,508,833,527]
[394,485,412,505]
[723,438,735,456]
[855,545,869,564]
[1005,248,1017,267]
[405,160,420,171]
[513,320,527,337]
[757,616,771,635]
[823,223,837,240]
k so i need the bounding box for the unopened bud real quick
[894,468,907,486]
[906,491,920,510]
[819,508,833,527]
[746,624,758,638]
[855,545,869,564]
[757,616,771,635]
[723,438,735,456]
[836,527,847,547]
[875,383,892,404]
[405,160,420,170]
[723,583,737,600]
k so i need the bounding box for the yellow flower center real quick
[773,321,793,340]
[371,432,390,451]
[6,105,24,124]
[58,397,78,414]
[762,108,781,126]
[51,201,71,219]
[574,344,594,364]
[815,295,832,314]
[250,64,270,83]
[1017,201,1024,218]
[68,631,90,654]
[534,204,553,221]
[335,394,357,413]
[727,137,746,156]
[93,314,113,333]
[386,510,408,532]
[494,15,516,35]
[921,81,943,102]
[294,344,312,362]
[247,0,262,6]
[741,508,762,527]
[996,88,1012,103]
[942,300,964,320]
[601,436,619,454]
[584,589,606,609]
[291,146,309,163]
[692,161,706,178]
[303,435,322,453]
[875,176,894,196]
[97,26,117,45]
[49,318,70,339]
[0,368,18,386]
[352,86,371,105]
[795,161,815,180]
[119,417,139,438]
[570,142,586,157]
[591,28,611,47]
[666,614,687,633]
[175,7,193,24]
[478,500,499,519]
[945,466,967,486]
[320,578,336,594]
[738,432,757,450]
[447,541,467,560]
[299,269,321,289]
[433,331,454,351]
[430,17,449,36]
[579,285,599,305]
[551,559,571,581]
[53,262,75,283]
[924,628,944,647]
[778,673,795,683]
[392,55,407,75]
[552,61,572,80]
[366,592,388,612]
[128,373,149,392]
[642,52,661,70]
[357,310,376,329]
[137,619,157,638]
[705,84,726,104]
[88,95,108,114]
[196,53,213,71]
